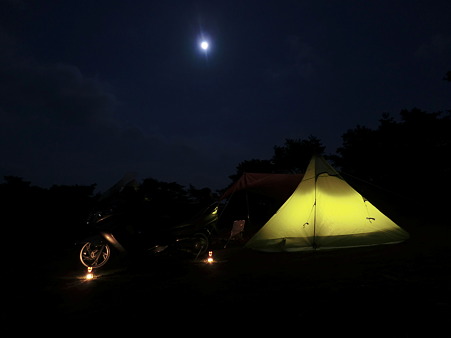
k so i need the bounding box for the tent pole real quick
[313,176,317,249]
[245,189,251,224]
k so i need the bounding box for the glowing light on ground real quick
[206,251,214,264]
[86,266,94,280]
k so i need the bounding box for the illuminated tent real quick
[246,156,409,251]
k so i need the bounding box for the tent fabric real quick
[245,156,409,252]
[220,173,304,201]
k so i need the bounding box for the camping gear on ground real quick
[223,219,246,248]
[246,155,409,252]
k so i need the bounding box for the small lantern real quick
[86,266,94,280]
[207,251,214,264]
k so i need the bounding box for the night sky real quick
[1,1,450,192]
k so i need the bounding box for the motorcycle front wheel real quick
[177,232,209,258]
[80,241,111,268]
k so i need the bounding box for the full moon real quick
[200,41,209,50]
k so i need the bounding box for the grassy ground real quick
[9,218,451,335]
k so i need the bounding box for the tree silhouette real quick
[335,108,451,212]
[272,136,325,173]
[229,159,274,183]
[229,136,325,184]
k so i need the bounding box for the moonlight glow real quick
[200,41,209,50]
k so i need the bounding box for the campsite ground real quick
[11,220,451,335]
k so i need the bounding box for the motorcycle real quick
[79,179,219,270]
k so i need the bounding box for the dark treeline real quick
[1,176,217,250]
[230,108,451,224]
[2,108,451,253]
[334,109,451,210]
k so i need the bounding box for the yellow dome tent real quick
[246,155,409,251]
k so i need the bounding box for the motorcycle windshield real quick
[172,204,219,233]
[98,173,138,202]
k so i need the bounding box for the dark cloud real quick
[0,62,117,127]
[262,36,318,83]
[0,27,231,191]
[415,34,451,60]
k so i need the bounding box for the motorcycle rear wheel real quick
[80,241,111,268]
